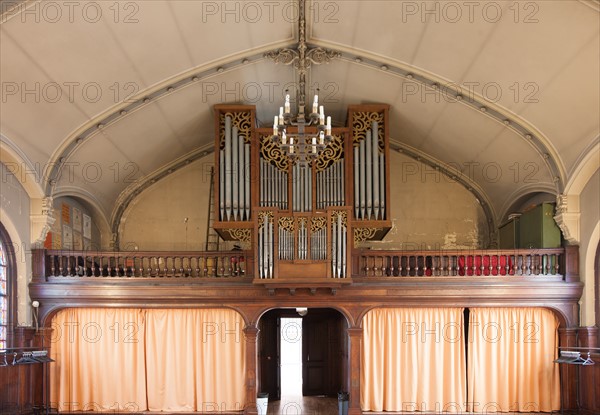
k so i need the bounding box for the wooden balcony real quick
[29,246,582,328]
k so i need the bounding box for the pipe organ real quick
[212,104,391,284]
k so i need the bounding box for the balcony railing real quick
[36,250,253,279]
[352,248,565,278]
[32,248,567,282]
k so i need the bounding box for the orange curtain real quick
[50,308,148,412]
[467,307,560,412]
[145,308,247,412]
[361,308,466,412]
[50,308,246,413]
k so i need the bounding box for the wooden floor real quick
[267,396,339,415]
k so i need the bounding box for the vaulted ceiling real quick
[1,0,598,233]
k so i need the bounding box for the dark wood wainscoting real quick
[578,327,599,415]
[1,327,52,415]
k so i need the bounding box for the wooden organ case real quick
[212,104,391,287]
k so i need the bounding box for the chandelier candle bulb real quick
[313,95,318,114]
[273,116,278,135]
[319,131,325,145]
[326,116,332,135]
[285,94,291,114]
[279,106,284,119]
[282,130,287,145]
[319,106,325,125]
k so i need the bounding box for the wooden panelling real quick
[578,327,599,414]
[1,328,52,414]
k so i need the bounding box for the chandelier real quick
[271,89,333,166]
[265,0,340,167]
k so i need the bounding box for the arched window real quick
[0,222,16,349]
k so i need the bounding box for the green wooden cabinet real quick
[499,217,520,249]
[518,203,562,249]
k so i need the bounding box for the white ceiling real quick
[1,0,598,230]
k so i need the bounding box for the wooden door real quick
[258,311,281,401]
[302,309,343,396]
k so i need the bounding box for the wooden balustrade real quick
[39,250,253,279]
[352,248,565,278]
[33,248,567,281]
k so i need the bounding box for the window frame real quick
[0,222,17,349]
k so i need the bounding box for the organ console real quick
[212,104,391,282]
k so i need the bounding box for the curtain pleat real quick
[467,307,560,412]
[50,308,246,413]
[361,307,466,412]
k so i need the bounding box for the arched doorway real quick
[258,308,348,402]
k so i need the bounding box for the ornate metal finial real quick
[264,0,341,111]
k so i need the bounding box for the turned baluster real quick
[213,256,219,277]
[203,257,210,277]
[153,257,160,276]
[147,257,154,277]
[138,257,145,277]
[384,256,391,276]
[50,255,56,276]
[165,256,170,276]
[170,256,177,276]
[194,257,202,277]
[522,255,529,275]
[185,257,191,277]
[65,255,72,276]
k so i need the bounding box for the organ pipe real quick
[359,139,366,219]
[258,215,274,278]
[372,122,380,220]
[292,163,312,212]
[225,116,232,221]
[259,160,288,210]
[331,215,347,278]
[220,116,251,221]
[244,142,250,219]
[232,126,239,221]
[220,150,225,220]
[366,130,372,220]
[380,153,385,220]
[354,147,359,218]
[316,160,345,209]
[354,121,386,220]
